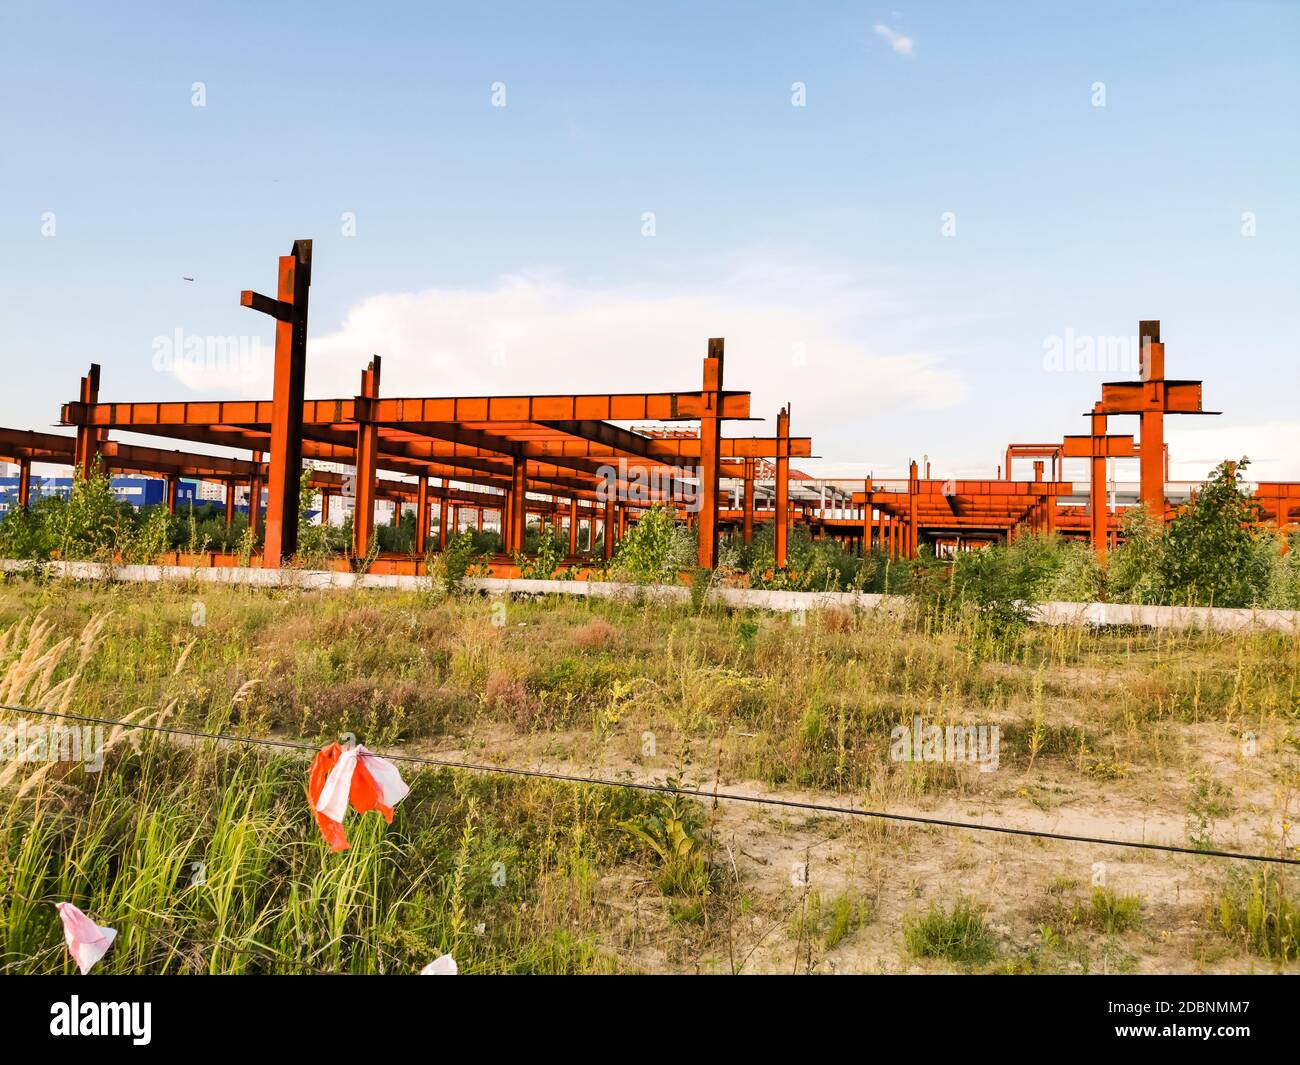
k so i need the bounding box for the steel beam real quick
[509,456,527,553]
[742,458,755,545]
[242,239,311,567]
[696,339,724,569]
[774,406,790,568]
[352,358,381,559]
[17,459,31,511]
[416,475,429,554]
[72,365,102,478]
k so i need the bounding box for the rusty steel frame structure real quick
[9,249,1294,575]
[998,320,1221,561]
[839,461,1074,559]
[53,240,816,574]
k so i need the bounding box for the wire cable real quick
[3,703,1297,866]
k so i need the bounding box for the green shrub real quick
[516,523,567,579]
[1155,459,1268,607]
[720,524,871,592]
[904,898,997,965]
[1214,869,1300,961]
[611,504,694,584]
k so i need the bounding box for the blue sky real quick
[3,1,1298,480]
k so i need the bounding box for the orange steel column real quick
[509,456,527,553]
[224,482,236,528]
[1032,461,1045,533]
[1089,402,1109,562]
[72,364,102,477]
[248,450,264,540]
[321,490,331,528]
[696,339,724,569]
[1138,322,1166,521]
[774,406,791,568]
[17,459,31,512]
[352,357,381,559]
[241,240,312,568]
[415,476,429,554]
[603,495,616,561]
[568,497,578,555]
[439,488,451,550]
[742,458,755,545]
[861,478,873,557]
[166,476,179,515]
[907,461,919,559]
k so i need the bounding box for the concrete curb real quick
[4,558,1297,632]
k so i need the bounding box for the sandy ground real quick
[402,720,1299,974]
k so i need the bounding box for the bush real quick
[432,529,488,594]
[1098,506,1164,604]
[720,524,871,591]
[1214,869,1300,961]
[904,898,997,965]
[611,504,693,584]
[516,523,567,579]
[1154,459,1268,607]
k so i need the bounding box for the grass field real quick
[2,574,1298,973]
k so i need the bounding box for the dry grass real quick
[0,575,1297,973]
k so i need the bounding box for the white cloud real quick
[1166,421,1300,483]
[873,23,916,57]
[170,260,966,462]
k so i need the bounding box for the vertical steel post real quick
[352,357,381,559]
[696,338,724,569]
[603,494,616,561]
[416,475,429,554]
[741,459,755,545]
[243,241,312,568]
[907,460,919,559]
[73,365,102,478]
[510,456,527,554]
[1033,460,1045,534]
[861,478,872,556]
[774,406,790,568]
[1138,321,1166,521]
[17,459,31,512]
[1089,402,1108,563]
[248,450,264,540]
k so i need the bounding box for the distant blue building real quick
[0,476,199,515]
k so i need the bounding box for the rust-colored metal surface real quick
[49,241,807,571]
[16,251,1296,574]
[1094,320,1218,522]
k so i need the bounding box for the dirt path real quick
[400,723,1298,974]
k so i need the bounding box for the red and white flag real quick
[307,743,410,851]
[55,902,116,975]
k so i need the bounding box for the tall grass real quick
[0,731,693,973]
[0,580,1296,974]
